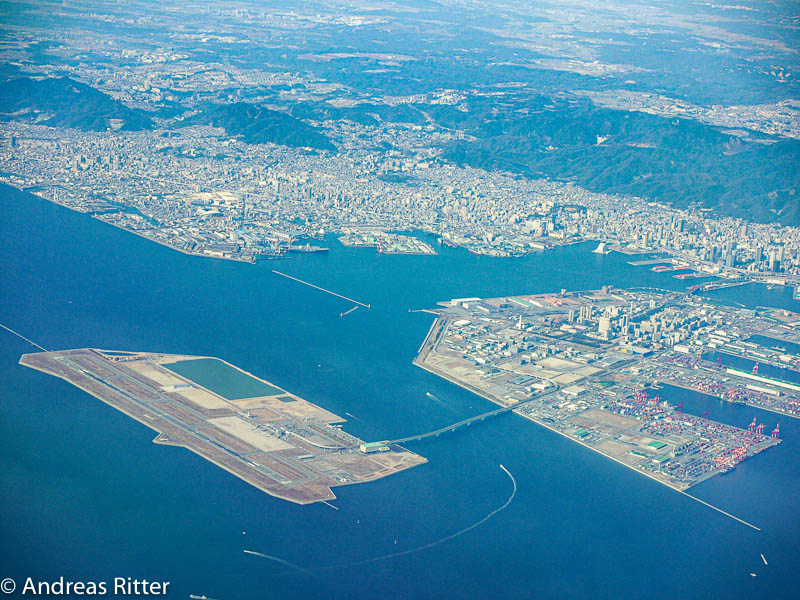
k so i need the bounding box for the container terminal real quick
[411,286,794,491]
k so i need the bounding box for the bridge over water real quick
[373,396,541,447]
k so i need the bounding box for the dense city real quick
[2,119,799,291]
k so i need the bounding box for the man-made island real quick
[413,287,796,491]
[19,349,426,504]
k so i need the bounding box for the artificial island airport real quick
[19,349,425,505]
[18,283,799,507]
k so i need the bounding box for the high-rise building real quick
[598,317,611,337]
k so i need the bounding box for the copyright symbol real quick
[0,579,15,594]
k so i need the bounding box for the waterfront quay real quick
[414,287,793,491]
[338,230,437,255]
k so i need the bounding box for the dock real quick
[628,258,671,266]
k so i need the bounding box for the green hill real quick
[440,97,800,225]
[191,102,336,152]
[0,76,154,131]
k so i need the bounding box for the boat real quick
[287,243,329,253]
[255,251,287,261]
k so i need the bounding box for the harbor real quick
[410,287,790,492]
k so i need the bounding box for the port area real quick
[414,287,794,491]
[338,230,437,255]
[19,349,426,505]
[623,255,711,280]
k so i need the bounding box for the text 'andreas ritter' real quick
[19,578,170,595]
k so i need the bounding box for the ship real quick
[254,249,287,261]
[287,243,330,253]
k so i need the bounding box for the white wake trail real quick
[246,464,517,576]
[323,464,517,569]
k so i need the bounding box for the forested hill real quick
[189,103,336,152]
[439,97,799,225]
[0,77,154,132]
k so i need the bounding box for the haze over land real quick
[0,0,798,237]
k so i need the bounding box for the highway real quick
[381,315,562,447]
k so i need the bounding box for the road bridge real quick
[376,396,542,446]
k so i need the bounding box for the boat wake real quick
[247,464,517,576]
[330,464,517,568]
[242,549,315,577]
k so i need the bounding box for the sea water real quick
[1,185,798,599]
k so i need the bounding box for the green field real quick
[163,358,284,400]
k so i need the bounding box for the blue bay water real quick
[1,184,799,599]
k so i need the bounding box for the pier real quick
[627,257,671,266]
[409,308,440,315]
[698,279,749,292]
[272,270,371,308]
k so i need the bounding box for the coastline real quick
[3,182,258,264]
[413,350,696,493]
